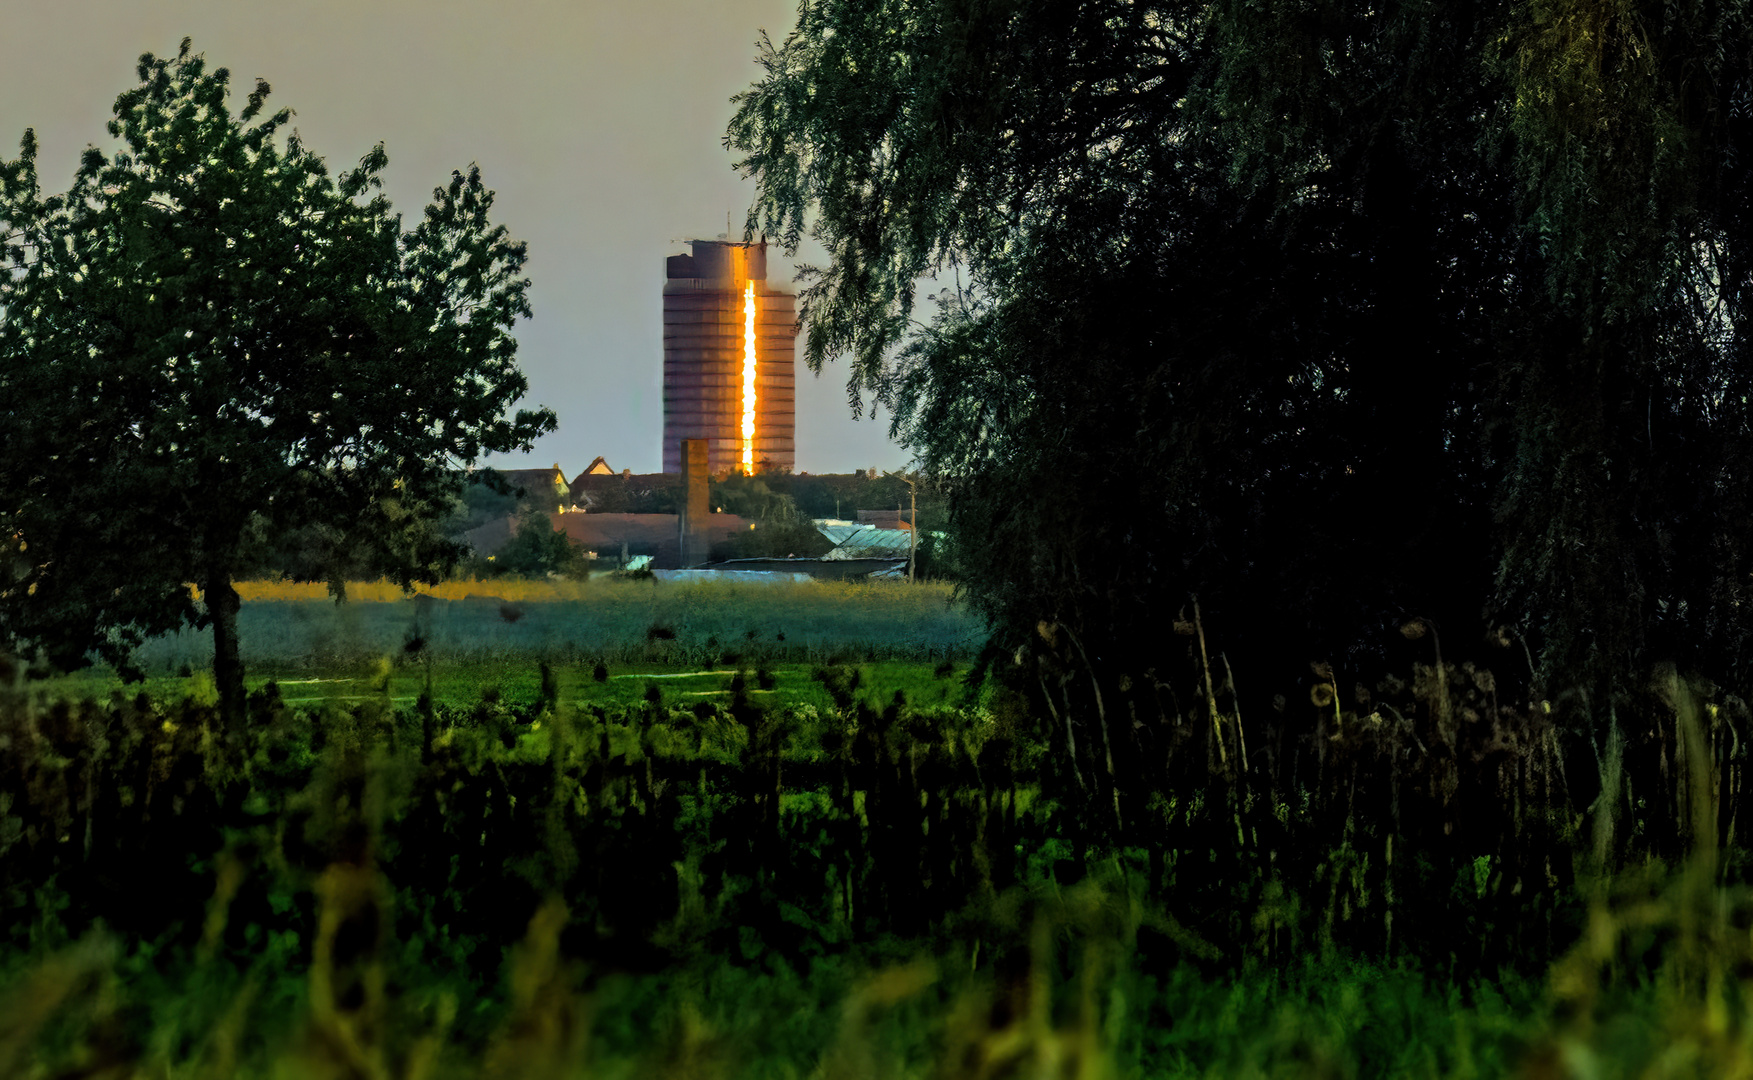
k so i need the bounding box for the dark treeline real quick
[562,468,929,524]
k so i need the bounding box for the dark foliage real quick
[726,0,1753,734]
[569,473,682,515]
[0,644,1744,1055]
[708,475,835,561]
[482,512,589,580]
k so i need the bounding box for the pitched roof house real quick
[487,463,572,512]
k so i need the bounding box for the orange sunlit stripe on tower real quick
[742,280,757,472]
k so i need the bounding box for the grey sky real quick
[0,0,906,475]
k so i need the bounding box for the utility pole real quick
[884,471,918,583]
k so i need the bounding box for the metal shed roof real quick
[814,521,914,560]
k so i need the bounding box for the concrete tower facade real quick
[662,240,797,474]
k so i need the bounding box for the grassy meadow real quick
[8,578,1753,1077]
[208,576,980,668]
[38,577,980,709]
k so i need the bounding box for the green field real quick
[36,577,983,709]
[40,657,974,714]
[213,578,978,666]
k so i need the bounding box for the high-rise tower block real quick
[661,240,797,474]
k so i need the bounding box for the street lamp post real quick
[884,471,918,583]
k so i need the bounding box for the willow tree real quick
[1486,0,1753,693]
[0,41,554,721]
[729,0,1753,702]
[729,0,1517,688]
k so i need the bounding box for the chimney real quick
[679,438,710,566]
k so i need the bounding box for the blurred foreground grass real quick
[4,874,1557,1080]
[17,867,1753,1078]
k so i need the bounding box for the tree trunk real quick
[207,573,246,727]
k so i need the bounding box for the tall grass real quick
[15,599,1753,1074]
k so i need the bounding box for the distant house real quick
[564,457,618,510]
[488,463,572,513]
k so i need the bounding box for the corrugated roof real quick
[815,520,913,560]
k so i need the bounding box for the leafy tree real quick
[731,0,1500,685]
[490,510,588,579]
[735,470,915,523]
[444,471,552,539]
[728,0,1753,706]
[0,41,554,720]
[709,474,834,560]
[910,524,958,584]
[1483,0,1753,693]
[707,472,786,520]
